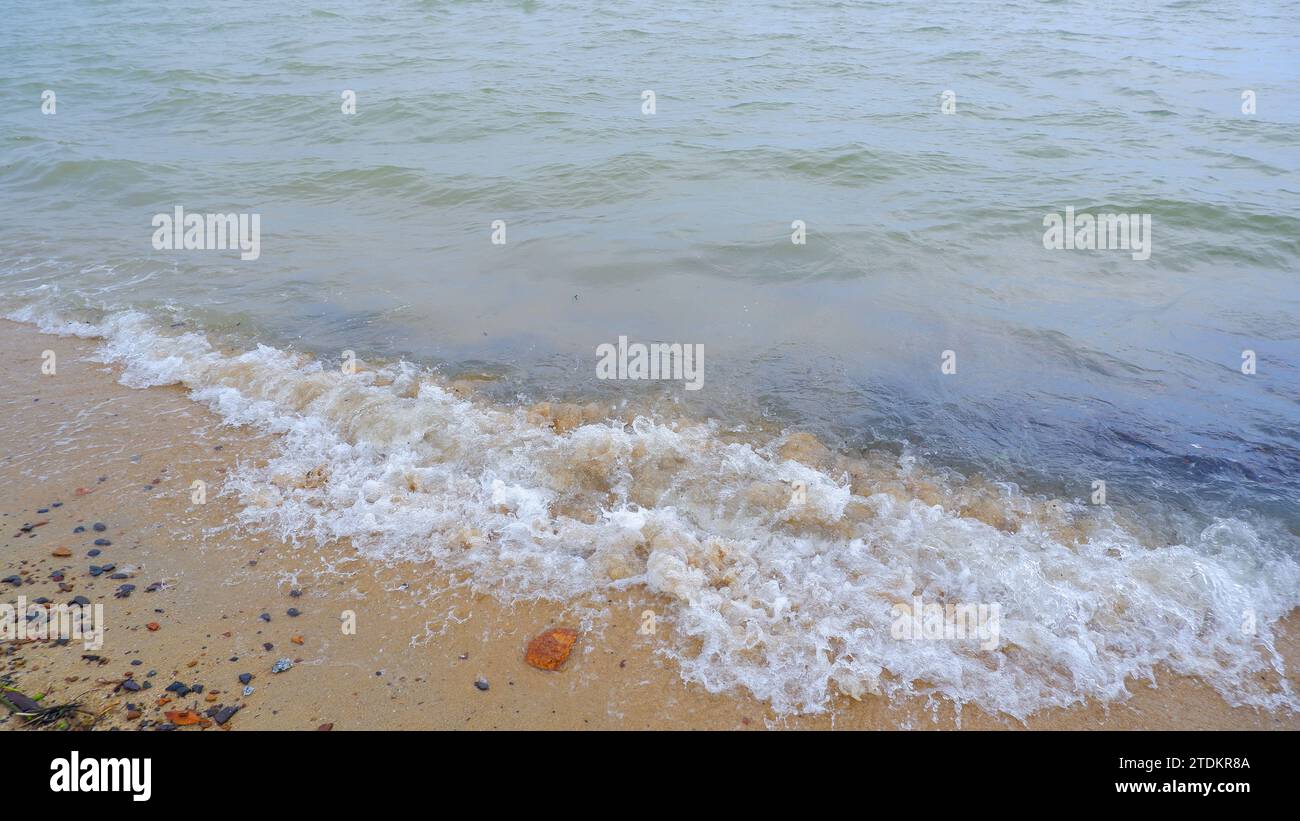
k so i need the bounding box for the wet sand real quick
[1,318,1295,731]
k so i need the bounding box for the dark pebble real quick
[259,613,271,622]
[3,576,22,586]
[262,643,273,651]
[130,659,142,666]
[94,539,111,546]
[89,566,102,576]
[287,608,300,617]
[87,549,101,557]
[474,678,490,691]
[93,523,107,532]
[37,508,49,514]
[71,596,90,606]
[214,705,240,725]
[238,673,252,684]
[164,682,191,697]
[73,526,85,534]
[121,680,141,692]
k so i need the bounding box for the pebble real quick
[287,608,301,617]
[3,576,22,586]
[87,549,101,557]
[89,566,103,577]
[259,613,271,622]
[271,658,293,673]
[238,673,252,684]
[93,539,111,546]
[71,596,90,606]
[165,682,191,697]
[243,685,255,696]
[73,526,85,534]
[121,680,141,692]
[93,522,107,532]
[474,678,490,691]
[214,705,241,725]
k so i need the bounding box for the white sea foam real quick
[8,304,1299,718]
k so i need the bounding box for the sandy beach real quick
[2,318,1295,731]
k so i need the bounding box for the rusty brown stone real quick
[525,627,579,671]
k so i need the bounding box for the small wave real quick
[7,302,1299,719]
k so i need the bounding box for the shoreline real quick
[1,317,1296,731]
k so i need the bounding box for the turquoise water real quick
[3,0,1300,716]
[3,1,1298,521]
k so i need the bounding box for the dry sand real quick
[1,319,1295,731]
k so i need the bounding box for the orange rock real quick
[290,635,304,645]
[145,622,160,631]
[525,627,579,671]
[75,487,93,496]
[51,547,71,557]
[164,709,203,726]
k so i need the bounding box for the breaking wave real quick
[8,303,1299,719]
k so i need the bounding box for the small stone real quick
[242,685,255,696]
[271,657,293,673]
[524,627,580,671]
[317,723,333,731]
[93,539,111,546]
[93,522,107,532]
[287,607,301,617]
[259,613,271,622]
[474,677,490,691]
[238,673,252,684]
[51,547,71,558]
